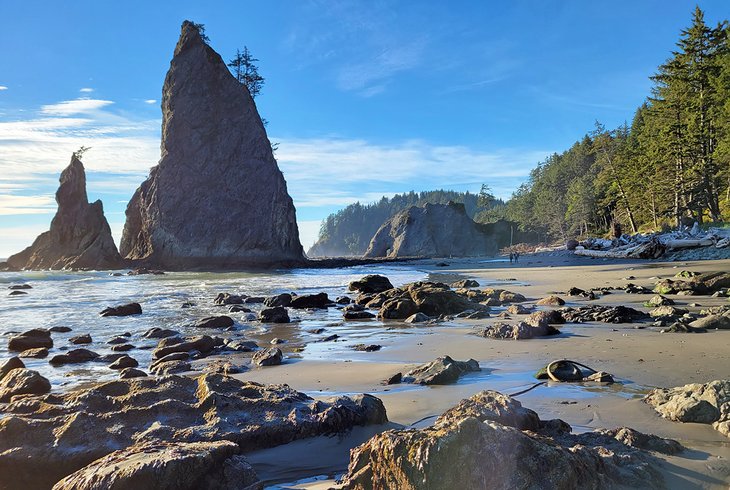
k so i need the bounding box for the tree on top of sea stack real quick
[120,21,304,270]
[6,151,123,270]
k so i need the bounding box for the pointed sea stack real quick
[7,156,122,270]
[120,21,304,270]
[363,202,498,258]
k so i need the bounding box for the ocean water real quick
[0,265,428,390]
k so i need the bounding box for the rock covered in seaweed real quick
[6,155,122,270]
[120,21,303,270]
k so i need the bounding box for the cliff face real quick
[363,202,498,258]
[7,156,122,270]
[120,21,304,270]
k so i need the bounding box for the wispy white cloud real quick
[0,86,7,91]
[40,98,114,116]
[144,99,157,104]
[336,40,425,95]
[0,194,55,215]
[79,87,94,93]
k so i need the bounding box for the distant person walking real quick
[514,252,519,263]
[509,252,513,264]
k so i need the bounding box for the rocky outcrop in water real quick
[363,202,497,258]
[0,373,387,489]
[6,156,122,270]
[120,21,303,270]
[341,390,681,489]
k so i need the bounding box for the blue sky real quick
[0,0,727,257]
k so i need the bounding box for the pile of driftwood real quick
[573,224,730,259]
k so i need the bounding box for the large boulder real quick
[403,356,480,385]
[340,390,679,489]
[363,202,497,258]
[100,303,142,317]
[0,368,51,402]
[8,329,53,352]
[289,292,330,309]
[6,155,122,270]
[119,21,303,270]
[152,335,216,360]
[348,275,394,294]
[0,357,25,381]
[53,441,263,490]
[0,374,387,489]
[645,380,730,437]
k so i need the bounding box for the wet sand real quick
[234,254,730,489]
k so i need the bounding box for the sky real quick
[0,0,727,258]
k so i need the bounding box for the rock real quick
[243,296,265,304]
[689,314,730,330]
[451,279,479,288]
[143,327,180,339]
[119,368,147,379]
[536,295,565,306]
[259,307,290,323]
[625,283,653,294]
[289,292,330,309]
[383,372,402,385]
[335,296,351,304]
[252,347,283,367]
[498,291,526,303]
[525,310,564,327]
[181,301,195,308]
[506,304,531,315]
[19,348,49,359]
[271,337,287,344]
[108,336,130,345]
[52,440,263,490]
[5,155,123,270]
[403,356,480,385]
[152,336,215,360]
[8,290,27,296]
[649,305,688,318]
[480,321,560,340]
[49,326,72,333]
[561,305,648,324]
[8,329,53,352]
[150,360,191,376]
[263,293,292,307]
[0,357,25,381]
[567,286,586,296]
[645,380,729,436]
[0,368,51,402]
[69,334,92,345]
[378,297,419,319]
[644,294,674,307]
[660,322,704,333]
[225,339,259,352]
[109,355,139,370]
[566,239,579,250]
[348,275,394,294]
[353,344,381,352]
[0,373,385,489]
[340,390,679,489]
[119,21,303,270]
[127,267,165,276]
[100,303,142,317]
[462,310,491,319]
[229,305,252,313]
[195,316,235,329]
[8,284,32,290]
[214,293,245,305]
[49,348,100,366]
[404,312,430,323]
[411,285,481,316]
[363,202,498,258]
[344,310,376,320]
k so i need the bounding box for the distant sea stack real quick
[6,155,122,270]
[120,21,304,270]
[363,202,498,258]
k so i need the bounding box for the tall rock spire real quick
[120,21,304,269]
[7,155,122,270]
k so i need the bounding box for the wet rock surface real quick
[100,303,142,317]
[252,347,283,366]
[340,390,680,489]
[0,373,388,489]
[403,356,480,385]
[8,329,53,352]
[0,368,51,402]
[479,321,560,340]
[561,305,648,324]
[348,275,394,294]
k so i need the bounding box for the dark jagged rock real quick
[263,293,292,307]
[363,202,498,258]
[259,307,290,323]
[348,275,394,294]
[8,284,32,290]
[19,348,49,359]
[8,329,53,352]
[344,310,376,320]
[214,293,245,305]
[120,21,303,270]
[195,316,235,329]
[403,356,480,385]
[49,326,72,333]
[0,357,25,381]
[6,156,122,270]
[8,290,27,296]
[341,390,680,489]
[152,335,216,360]
[49,348,100,366]
[143,327,180,339]
[561,305,648,324]
[109,355,139,370]
[100,303,142,317]
[119,368,147,379]
[289,292,330,309]
[0,373,387,489]
[252,347,283,366]
[69,334,92,345]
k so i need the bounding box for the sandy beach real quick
[234,253,730,489]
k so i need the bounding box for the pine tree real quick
[228,47,265,98]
